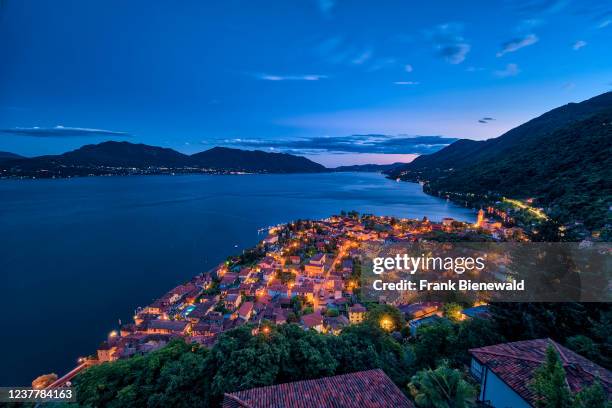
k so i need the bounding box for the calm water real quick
[0,172,474,385]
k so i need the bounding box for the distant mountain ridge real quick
[0,142,326,176]
[0,151,24,161]
[333,162,407,172]
[387,91,612,232]
[191,147,325,173]
[388,92,612,177]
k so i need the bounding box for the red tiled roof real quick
[238,301,254,317]
[147,320,188,332]
[470,338,612,405]
[222,369,414,408]
[349,303,367,313]
[301,312,323,328]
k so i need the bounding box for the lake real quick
[0,172,475,385]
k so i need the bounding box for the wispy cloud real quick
[394,81,419,85]
[0,125,130,137]
[208,135,458,155]
[477,117,496,124]
[255,73,328,81]
[366,57,396,72]
[404,64,414,72]
[495,63,520,78]
[572,40,587,50]
[496,34,539,57]
[426,23,471,64]
[351,49,373,65]
[439,43,471,64]
[516,18,544,32]
[597,19,611,28]
[316,0,336,18]
[511,0,570,15]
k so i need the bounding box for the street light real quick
[380,317,394,332]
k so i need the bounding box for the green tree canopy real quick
[407,363,476,408]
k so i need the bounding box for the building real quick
[441,217,455,231]
[476,208,485,228]
[237,301,254,321]
[460,305,490,319]
[222,369,414,408]
[224,293,242,311]
[324,315,349,335]
[470,338,612,408]
[300,311,324,332]
[408,315,442,336]
[146,320,189,335]
[399,302,440,320]
[305,253,327,276]
[348,303,367,324]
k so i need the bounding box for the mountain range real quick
[0,151,24,161]
[387,91,612,232]
[0,143,327,175]
[332,162,406,172]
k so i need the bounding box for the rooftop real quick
[222,369,414,408]
[470,338,612,405]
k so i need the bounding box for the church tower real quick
[476,209,485,227]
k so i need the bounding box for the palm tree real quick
[408,363,476,408]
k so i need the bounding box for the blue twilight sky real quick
[0,0,611,166]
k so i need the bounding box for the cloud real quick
[478,117,495,124]
[562,82,576,90]
[0,125,130,137]
[516,18,544,31]
[495,63,520,78]
[597,19,611,28]
[255,73,328,81]
[394,81,419,85]
[351,49,373,65]
[316,0,336,18]
[572,40,587,50]
[439,43,471,64]
[512,0,569,15]
[426,23,471,64]
[209,135,459,155]
[404,64,414,72]
[496,34,539,57]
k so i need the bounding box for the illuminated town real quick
[91,210,523,365]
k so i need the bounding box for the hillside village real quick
[96,211,523,361]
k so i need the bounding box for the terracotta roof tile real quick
[222,369,414,408]
[470,338,612,405]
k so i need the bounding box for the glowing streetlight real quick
[380,317,394,332]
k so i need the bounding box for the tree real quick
[489,302,588,342]
[530,346,572,408]
[365,304,404,332]
[407,364,476,408]
[565,335,599,362]
[442,303,463,321]
[74,340,211,407]
[412,321,456,370]
[572,381,610,408]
